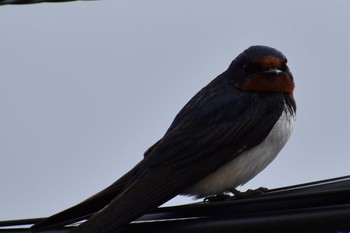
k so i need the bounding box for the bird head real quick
[228,45,294,94]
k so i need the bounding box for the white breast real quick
[182,106,295,198]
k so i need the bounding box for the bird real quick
[31,45,296,233]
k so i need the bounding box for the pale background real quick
[1,0,350,220]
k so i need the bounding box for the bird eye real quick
[282,63,288,71]
[243,64,249,73]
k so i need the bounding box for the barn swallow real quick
[31,45,296,233]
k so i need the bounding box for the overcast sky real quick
[1,0,350,221]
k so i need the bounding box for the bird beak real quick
[261,68,283,76]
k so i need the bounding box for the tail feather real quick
[68,167,186,233]
[31,163,142,232]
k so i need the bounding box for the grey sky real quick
[1,0,350,220]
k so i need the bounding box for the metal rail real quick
[0,0,93,6]
[1,175,350,232]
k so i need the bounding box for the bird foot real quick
[203,193,232,203]
[203,187,268,203]
[229,187,268,199]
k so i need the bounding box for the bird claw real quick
[203,187,268,203]
[230,187,268,199]
[203,193,232,203]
